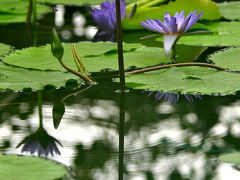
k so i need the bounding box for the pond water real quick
[1,2,240,180]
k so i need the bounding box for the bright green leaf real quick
[123,0,220,30]
[0,154,67,180]
[36,0,138,5]
[2,42,170,72]
[209,47,240,71]
[176,22,240,47]
[219,1,240,20]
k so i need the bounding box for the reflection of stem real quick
[115,0,126,91]
[59,59,93,83]
[37,91,43,129]
[26,0,33,23]
[61,84,93,102]
[126,62,226,75]
[118,92,125,180]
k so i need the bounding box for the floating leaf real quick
[123,0,220,30]
[2,42,170,72]
[52,102,65,129]
[219,152,240,164]
[124,66,240,95]
[0,0,50,24]
[0,43,11,56]
[176,22,240,47]
[219,1,240,20]
[0,154,67,180]
[0,62,79,91]
[209,47,240,71]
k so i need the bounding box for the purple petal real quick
[185,11,204,32]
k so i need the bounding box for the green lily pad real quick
[0,0,50,24]
[0,62,79,91]
[124,66,240,95]
[209,47,240,71]
[123,0,220,30]
[0,43,11,56]
[219,152,240,164]
[37,0,137,5]
[0,154,67,180]
[2,42,169,72]
[219,1,240,20]
[177,22,240,47]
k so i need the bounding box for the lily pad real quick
[177,22,240,47]
[0,62,79,91]
[0,154,67,180]
[209,47,240,71]
[2,42,169,72]
[219,1,240,20]
[0,43,11,56]
[219,152,240,164]
[0,0,50,24]
[124,66,240,95]
[123,0,220,30]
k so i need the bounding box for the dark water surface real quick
[0,3,240,180]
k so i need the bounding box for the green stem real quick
[26,0,33,23]
[171,42,177,63]
[37,91,43,129]
[59,59,93,83]
[125,62,226,75]
[32,0,37,26]
[115,0,126,91]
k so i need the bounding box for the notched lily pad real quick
[124,66,240,95]
[209,47,240,71]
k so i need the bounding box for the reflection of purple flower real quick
[16,128,62,157]
[144,91,202,104]
[140,11,203,55]
[91,0,126,32]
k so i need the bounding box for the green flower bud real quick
[51,29,64,60]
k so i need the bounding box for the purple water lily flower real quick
[16,128,62,157]
[91,0,137,42]
[140,10,203,55]
[91,0,126,32]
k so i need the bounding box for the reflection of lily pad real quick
[0,0,50,24]
[124,66,240,95]
[0,154,67,180]
[176,22,240,46]
[0,62,79,91]
[219,152,240,164]
[219,1,240,20]
[209,47,240,71]
[2,42,169,72]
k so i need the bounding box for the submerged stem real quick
[171,42,177,63]
[37,91,43,129]
[126,62,227,75]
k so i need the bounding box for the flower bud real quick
[51,29,64,60]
